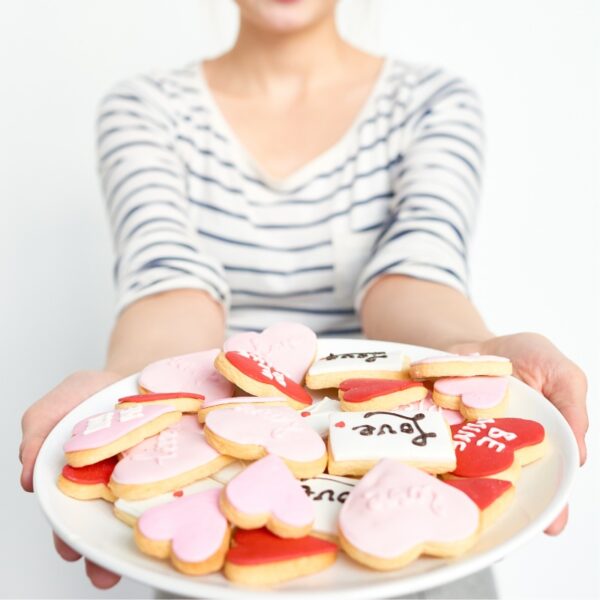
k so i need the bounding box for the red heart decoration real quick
[335,421,346,428]
[226,528,337,566]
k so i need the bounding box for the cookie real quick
[224,528,338,586]
[338,378,427,412]
[444,417,546,482]
[445,478,515,531]
[197,396,288,423]
[57,456,118,502]
[138,348,234,401]
[204,405,327,478]
[327,408,456,476]
[416,394,465,426]
[306,351,410,390]
[432,376,509,419]
[297,396,343,437]
[114,479,222,527]
[301,474,356,541]
[224,322,317,383]
[409,353,512,379]
[134,488,230,575]
[209,460,251,485]
[214,350,313,410]
[117,392,205,414]
[338,460,484,570]
[109,415,233,500]
[63,405,181,467]
[220,455,315,538]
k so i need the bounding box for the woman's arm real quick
[361,274,589,535]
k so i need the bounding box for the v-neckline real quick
[194,57,391,193]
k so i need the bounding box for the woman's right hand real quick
[20,369,124,588]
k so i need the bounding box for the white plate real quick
[34,339,579,599]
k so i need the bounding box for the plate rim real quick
[33,338,580,598]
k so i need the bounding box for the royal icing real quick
[450,418,545,477]
[329,409,455,468]
[301,475,356,537]
[339,378,426,403]
[61,456,118,485]
[308,351,408,376]
[63,405,178,453]
[298,397,343,437]
[444,478,513,511]
[205,405,326,462]
[411,353,510,365]
[137,488,228,563]
[224,455,315,528]
[118,392,204,404]
[434,377,509,409]
[225,351,312,405]
[339,460,480,559]
[223,322,317,383]
[138,349,233,401]
[111,415,226,485]
[200,395,285,409]
[226,528,337,566]
[115,479,222,522]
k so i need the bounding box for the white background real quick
[1,0,598,598]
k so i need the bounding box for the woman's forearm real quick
[105,289,226,375]
[360,275,492,351]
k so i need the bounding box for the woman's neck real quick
[207,14,357,97]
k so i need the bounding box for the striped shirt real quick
[97,58,482,335]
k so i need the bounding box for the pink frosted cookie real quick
[224,322,317,383]
[220,455,315,538]
[444,418,547,483]
[63,405,181,467]
[327,408,456,476]
[215,350,313,410]
[338,378,427,412]
[433,376,510,419]
[134,488,230,575]
[197,396,288,424]
[409,353,512,379]
[117,391,205,414]
[339,460,487,570]
[204,405,327,478]
[138,349,234,401]
[109,415,233,500]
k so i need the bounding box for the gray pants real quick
[156,567,496,599]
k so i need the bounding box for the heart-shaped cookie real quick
[117,391,205,414]
[410,353,512,379]
[57,456,118,502]
[221,454,315,538]
[339,378,427,411]
[224,528,338,585]
[433,376,509,419]
[138,349,234,401]
[224,322,317,383]
[445,417,546,482]
[338,459,480,570]
[204,405,327,478]
[135,488,230,575]
[109,415,233,500]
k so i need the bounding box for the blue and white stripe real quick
[97,58,482,335]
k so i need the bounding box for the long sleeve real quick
[97,77,230,314]
[354,70,483,309]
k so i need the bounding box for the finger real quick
[53,533,81,562]
[85,559,121,589]
[20,433,46,492]
[544,505,569,536]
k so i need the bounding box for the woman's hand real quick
[451,332,589,535]
[20,370,123,588]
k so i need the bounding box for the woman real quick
[19,0,587,594]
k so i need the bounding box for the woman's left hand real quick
[451,332,588,535]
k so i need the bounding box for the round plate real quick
[34,339,579,598]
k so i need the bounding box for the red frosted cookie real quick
[57,456,118,502]
[338,378,427,412]
[214,350,313,410]
[224,528,338,586]
[117,392,205,414]
[445,417,546,483]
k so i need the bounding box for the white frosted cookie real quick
[410,353,512,379]
[306,351,410,390]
